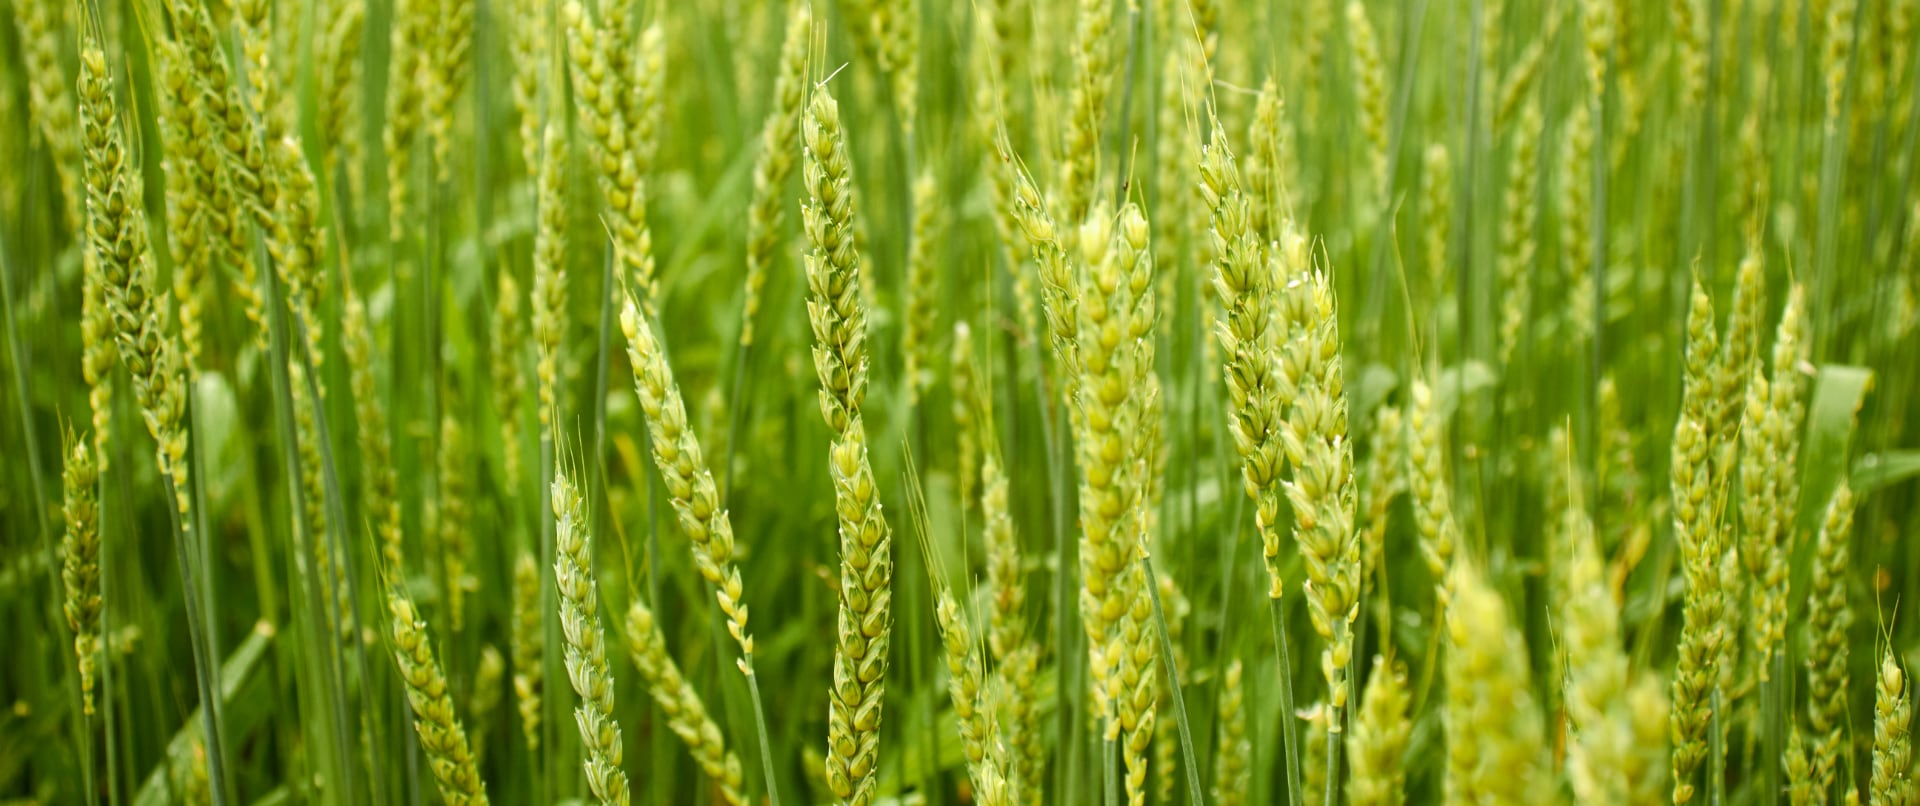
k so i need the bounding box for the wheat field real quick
[1,0,1918,803]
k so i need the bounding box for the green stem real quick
[743,667,782,806]
[1270,597,1304,806]
[2,230,92,805]
[1709,687,1726,806]
[1142,554,1206,806]
[260,238,355,803]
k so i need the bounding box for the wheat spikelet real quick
[266,140,328,367]
[386,591,491,804]
[81,249,115,472]
[60,434,102,716]
[425,0,474,180]
[495,271,528,492]
[1348,655,1410,806]
[981,438,1040,800]
[439,414,472,632]
[876,0,921,126]
[385,0,429,235]
[620,296,756,667]
[998,643,1045,801]
[80,38,192,521]
[511,550,543,752]
[631,25,667,177]
[1562,499,1640,802]
[154,39,223,370]
[563,0,660,314]
[14,0,83,231]
[1212,659,1250,806]
[343,288,402,572]
[1245,78,1287,241]
[1805,483,1857,797]
[1301,701,1330,805]
[1498,101,1541,368]
[1200,135,1289,599]
[903,171,939,404]
[803,86,895,806]
[1823,0,1858,130]
[1444,560,1551,803]
[1059,0,1114,231]
[1421,144,1451,292]
[1068,204,1160,805]
[1494,7,1564,134]
[163,0,269,340]
[1272,238,1361,795]
[1576,0,1615,93]
[1560,103,1595,344]
[1152,574,1188,806]
[233,0,285,135]
[1347,0,1388,205]
[532,125,569,432]
[1360,405,1406,580]
[1669,280,1723,804]
[1407,379,1458,599]
[552,469,629,805]
[504,0,547,176]
[738,0,810,349]
[933,591,1010,806]
[317,0,365,192]
[1672,0,1706,107]
[622,601,748,805]
[1005,140,1082,381]
[952,322,981,511]
[1873,651,1912,805]
[1742,283,1810,677]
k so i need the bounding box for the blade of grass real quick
[1270,597,1304,806]
[258,237,356,802]
[1142,553,1206,806]
[0,220,89,805]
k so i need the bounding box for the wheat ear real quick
[803,86,895,806]
[552,469,630,805]
[386,591,490,804]
[60,433,102,716]
[622,601,747,805]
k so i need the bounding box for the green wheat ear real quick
[552,466,630,806]
[386,590,491,805]
[803,83,896,806]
